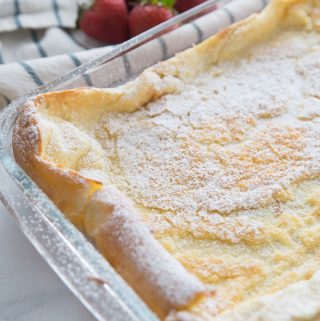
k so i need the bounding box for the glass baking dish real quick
[0,1,267,320]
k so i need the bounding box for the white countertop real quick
[0,202,95,321]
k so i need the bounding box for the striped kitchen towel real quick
[1,0,80,32]
[0,0,268,109]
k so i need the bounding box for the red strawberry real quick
[174,0,210,13]
[79,0,129,44]
[129,4,174,37]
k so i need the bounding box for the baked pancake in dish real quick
[13,0,320,320]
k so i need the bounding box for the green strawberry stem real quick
[77,0,95,27]
[140,0,176,9]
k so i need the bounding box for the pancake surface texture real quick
[13,1,320,320]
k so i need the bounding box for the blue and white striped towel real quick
[0,0,267,109]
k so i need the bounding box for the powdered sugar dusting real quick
[87,186,205,316]
[94,31,320,243]
[16,29,320,318]
[13,100,40,162]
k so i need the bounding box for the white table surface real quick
[0,201,95,321]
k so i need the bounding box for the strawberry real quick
[174,0,210,13]
[79,0,129,44]
[129,3,174,37]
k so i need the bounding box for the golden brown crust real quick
[86,187,205,318]
[13,97,100,229]
[13,0,320,319]
[151,0,308,80]
[13,88,206,318]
